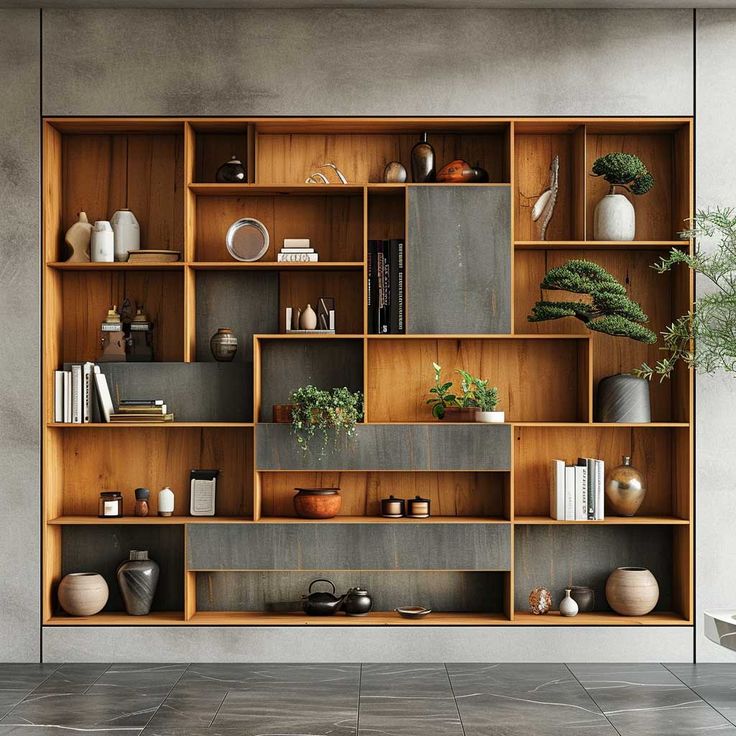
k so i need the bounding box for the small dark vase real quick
[343,587,373,616]
[215,155,246,183]
[411,132,435,183]
[570,586,595,613]
[116,550,159,616]
[597,373,651,423]
[210,328,238,362]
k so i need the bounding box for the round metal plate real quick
[225,218,269,262]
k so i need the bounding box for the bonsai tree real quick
[528,259,656,343]
[427,364,500,418]
[636,208,736,381]
[592,153,655,196]
[289,385,363,454]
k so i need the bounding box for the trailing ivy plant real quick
[289,385,363,454]
[591,152,655,196]
[636,207,736,381]
[528,259,657,343]
[427,364,499,418]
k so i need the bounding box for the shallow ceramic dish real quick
[395,606,432,619]
[225,218,269,262]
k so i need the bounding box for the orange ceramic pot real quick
[293,488,342,519]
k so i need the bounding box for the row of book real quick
[368,239,405,334]
[54,363,173,423]
[550,457,605,521]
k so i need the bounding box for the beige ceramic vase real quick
[58,572,109,616]
[605,566,659,616]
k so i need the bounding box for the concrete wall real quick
[0,9,40,663]
[5,6,734,661]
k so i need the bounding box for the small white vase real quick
[300,304,318,330]
[111,209,140,261]
[594,192,635,241]
[559,588,579,617]
[158,487,175,517]
[90,221,114,262]
[475,411,505,423]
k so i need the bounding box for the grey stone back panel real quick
[256,423,511,471]
[407,185,511,334]
[187,522,511,571]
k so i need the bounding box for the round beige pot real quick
[605,566,659,616]
[58,572,109,617]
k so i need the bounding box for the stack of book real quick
[277,238,318,263]
[54,363,173,423]
[550,457,605,520]
[368,238,405,334]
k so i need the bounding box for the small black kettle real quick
[302,578,345,616]
[343,587,373,616]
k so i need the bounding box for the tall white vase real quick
[111,209,140,262]
[594,193,635,241]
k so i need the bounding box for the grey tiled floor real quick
[0,663,735,735]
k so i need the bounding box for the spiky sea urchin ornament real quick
[528,259,657,343]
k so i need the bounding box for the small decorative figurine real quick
[305,163,348,184]
[216,155,246,183]
[134,488,150,517]
[531,156,559,241]
[98,306,127,362]
[529,586,552,615]
[64,211,93,262]
[128,308,154,362]
[383,161,407,183]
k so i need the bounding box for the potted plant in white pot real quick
[592,153,654,241]
[427,364,504,422]
[457,370,504,423]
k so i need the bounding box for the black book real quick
[389,239,405,334]
[382,239,391,333]
[376,240,387,333]
[367,240,377,334]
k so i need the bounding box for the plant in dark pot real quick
[289,385,363,455]
[528,259,656,422]
[591,153,654,241]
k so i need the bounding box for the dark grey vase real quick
[411,132,435,182]
[116,550,159,616]
[597,374,651,423]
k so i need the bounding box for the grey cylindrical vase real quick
[597,374,651,423]
[116,550,159,616]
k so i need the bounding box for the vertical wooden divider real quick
[247,123,257,183]
[572,125,587,240]
[362,187,370,423]
[508,121,515,333]
[183,123,197,362]
[253,335,262,520]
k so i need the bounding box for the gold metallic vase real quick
[605,455,645,517]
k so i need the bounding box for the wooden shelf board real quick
[255,515,510,524]
[47,515,254,525]
[189,261,363,271]
[47,422,254,429]
[513,611,691,626]
[189,611,510,626]
[512,422,690,428]
[47,261,184,270]
[189,183,365,196]
[514,515,689,525]
[515,240,689,250]
[45,611,184,625]
[365,333,590,340]
[255,334,364,340]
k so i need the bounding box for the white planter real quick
[475,411,505,423]
[594,193,635,241]
[111,209,140,262]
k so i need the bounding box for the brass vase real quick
[606,455,646,517]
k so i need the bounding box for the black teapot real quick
[343,586,373,616]
[301,579,345,616]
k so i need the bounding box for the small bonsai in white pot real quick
[457,370,504,423]
[591,153,654,241]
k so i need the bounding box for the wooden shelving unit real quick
[42,116,693,627]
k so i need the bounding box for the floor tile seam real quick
[444,663,468,736]
[663,663,736,727]
[355,662,362,736]
[82,663,116,695]
[139,664,190,731]
[564,663,625,736]
[207,689,230,727]
[14,663,64,700]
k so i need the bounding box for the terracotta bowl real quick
[293,488,342,519]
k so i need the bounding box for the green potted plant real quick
[636,208,736,383]
[289,385,363,454]
[457,370,503,423]
[591,152,654,241]
[528,259,655,422]
[427,364,503,422]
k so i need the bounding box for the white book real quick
[550,459,565,520]
[596,459,605,520]
[93,366,114,423]
[277,253,319,262]
[564,466,576,520]
[71,364,83,424]
[82,362,94,423]
[575,464,588,521]
[283,238,311,249]
[279,248,314,254]
[54,371,64,423]
[63,371,71,423]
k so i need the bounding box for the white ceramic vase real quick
[594,192,635,241]
[111,209,140,261]
[475,411,505,423]
[605,566,659,616]
[90,221,114,262]
[559,588,579,617]
[58,572,109,616]
[300,304,318,330]
[158,487,175,517]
